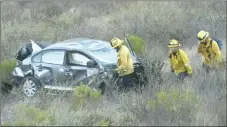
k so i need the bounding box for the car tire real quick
[20,76,41,97]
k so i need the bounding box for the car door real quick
[31,51,44,85]
[32,49,67,87]
[124,38,146,83]
[124,38,137,56]
[65,51,99,87]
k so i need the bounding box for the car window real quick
[42,50,65,65]
[31,52,42,63]
[89,47,117,65]
[68,52,90,66]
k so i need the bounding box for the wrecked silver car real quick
[9,38,147,97]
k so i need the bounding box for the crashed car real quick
[8,38,147,97]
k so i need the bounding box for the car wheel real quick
[20,76,41,97]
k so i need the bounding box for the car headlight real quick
[12,67,24,77]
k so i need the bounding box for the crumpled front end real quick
[10,66,33,86]
[9,40,45,87]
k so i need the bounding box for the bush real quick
[146,87,202,123]
[127,35,145,55]
[72,83,103,109]
[0,59,16,82]
[80,113,111,126]
[140,57,165,87]
[3,103,56,126]
[97,119,111,126]
[1,1,226,126]
[1,1,226,59]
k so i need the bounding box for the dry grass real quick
[1,1,226,126]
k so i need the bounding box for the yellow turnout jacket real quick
[117,45,134,76]
[169,49,192,75]
[197,38,222,67]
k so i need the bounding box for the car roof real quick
[44,38,112,51]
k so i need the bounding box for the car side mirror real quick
[87,60,97,68]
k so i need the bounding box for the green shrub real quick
[127,35,145,55]
[97,119,111,126]
[146,87,202,122]
[5,103,57,126]
[73,83,103,108]
[81,114,111,126]
[0,59,16,82]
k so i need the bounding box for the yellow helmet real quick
[168,39,181,48]
[197,30,209,42]
[110,37,123,48]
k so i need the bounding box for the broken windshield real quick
[89,46,118,65]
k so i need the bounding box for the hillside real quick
[1,1,226,126]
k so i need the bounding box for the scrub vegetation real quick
[1,1,226,126]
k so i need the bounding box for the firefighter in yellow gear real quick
[110,37,134,91]
[168,39,192,80]
[196,30,222,72]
